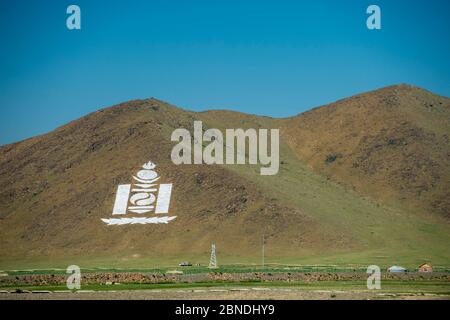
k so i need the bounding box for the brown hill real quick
[0,99,334,268]
[0,85,449,269]
[282,84,450,218]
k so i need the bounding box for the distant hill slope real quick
[281,84,450,218]
[0,85,449,269]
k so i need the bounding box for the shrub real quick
[325,154,338,164]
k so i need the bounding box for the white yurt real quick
[387,266,407,273]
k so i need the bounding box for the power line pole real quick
[262,208,267,268]
[262,234,265,268]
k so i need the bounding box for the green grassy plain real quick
[2,280,449,297]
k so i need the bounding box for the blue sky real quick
[0,0,449,145]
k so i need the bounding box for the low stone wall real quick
[1,272,448,287]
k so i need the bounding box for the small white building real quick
[387,265,407,273]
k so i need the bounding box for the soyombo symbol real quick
[101,161,175,225]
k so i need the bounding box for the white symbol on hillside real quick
[101,161,175,225]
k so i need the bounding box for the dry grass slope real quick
[282,84,450,218]
[0,84,449,269]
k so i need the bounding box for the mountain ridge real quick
[0,84,449,269]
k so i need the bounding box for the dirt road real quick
[1,288,448,300]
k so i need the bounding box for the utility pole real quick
[262,208,267,268]
[262,234,265,268]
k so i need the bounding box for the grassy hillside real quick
[0,85,449,270]
[282,84,450,218]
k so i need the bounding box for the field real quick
[1,280,449,300]
[1,264,449,300]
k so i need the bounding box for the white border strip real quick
[155,183,173,214]
[101,216,177,225]
[112,184,131,215]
